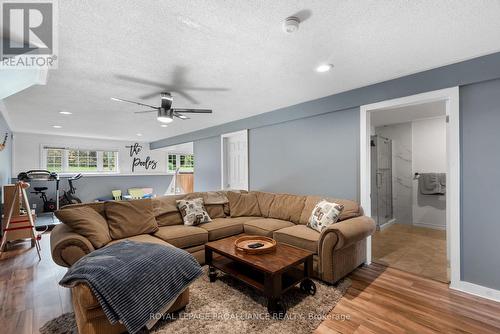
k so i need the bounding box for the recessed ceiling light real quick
[136,133,143,137]
[52,125,62,129]
[59,111,72,115]
[316,64,333,73]
[161,124,168,128]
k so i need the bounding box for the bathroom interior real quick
[370,101,448,283]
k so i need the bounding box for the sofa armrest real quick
[319,215,376,252]
[51,223,95,267]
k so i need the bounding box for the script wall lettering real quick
[125,143,158,172]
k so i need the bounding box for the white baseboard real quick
[413,222,446,230]
[450,280,500,303]
[379,218,396,230]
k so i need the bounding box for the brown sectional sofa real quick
[51,190,375,334]
[51,190,375,285]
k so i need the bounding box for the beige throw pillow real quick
[307,200,344,233]
[105,199,159,239]
[176,198,212,226]
[55,206,111,248]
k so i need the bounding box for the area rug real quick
[40,267,350,334]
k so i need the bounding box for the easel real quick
[0,182,41,260]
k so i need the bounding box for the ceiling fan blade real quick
[172,90,198,104]
[180,86,229,92]
[134,110,157,114]
[139,91,163,100]
[172,108,212,114]
[173,112,190,120]
[111,97,158,109]
[114,74,166,88]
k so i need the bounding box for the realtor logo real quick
[1,0,58,69]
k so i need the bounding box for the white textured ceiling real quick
[3,0,500,141]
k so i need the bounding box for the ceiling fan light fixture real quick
[157,108,173,123]
[157,116,173,123]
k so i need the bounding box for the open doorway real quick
[360,87,460,287]
[370,102,447,282]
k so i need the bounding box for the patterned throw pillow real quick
[307,200,344,233]
[176,198,212,226]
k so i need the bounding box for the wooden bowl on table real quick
[234,235,277,254]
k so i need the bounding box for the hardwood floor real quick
[0,232,71,334]
[316,263,500,334]
[1,233,499,334]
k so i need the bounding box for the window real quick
[167,154,194,173]
[168,154,177,172]
[102,151,117,171]
[46,149,63,172]
[180,154,194,172]
[68,150,98,172]
[42,146,119,174]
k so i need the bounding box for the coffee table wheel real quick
[267,298,287,319]
[300,279,316,296]
[208,266,217,282]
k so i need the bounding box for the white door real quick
[221,130,248,190]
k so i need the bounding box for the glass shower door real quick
[371,135,393,228]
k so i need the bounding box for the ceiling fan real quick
[111,92,212,124]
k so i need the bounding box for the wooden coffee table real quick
[205,235,316,318]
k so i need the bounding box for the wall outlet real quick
[32,203,37,209]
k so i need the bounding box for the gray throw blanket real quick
[419,173,446,195]
[60,241,202,334]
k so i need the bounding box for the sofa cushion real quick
[273,225,320,254]
[154,225,208,248]
[61,201,106,218]
[152,195,185,226]
[177,198,212,226]
[252,191,275,218]
[226,191,261,217]
[105,199,159,239]
[299,196,361,225]
[199,217,251,240]
[243,218,295,237]
[268,193,306,224]
[107,234,172,247]
[55,206,111,248]
[204,204,226,219]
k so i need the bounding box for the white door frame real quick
[220,129,249,191]
[360,87,460,288]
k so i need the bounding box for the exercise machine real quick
[59,173,83,207]
[18,170,60,210]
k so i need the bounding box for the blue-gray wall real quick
[249,107,359,200]
[193,108,359,200]
[460,79,500,290]
[194,136,221,191]
[154,52,500,291]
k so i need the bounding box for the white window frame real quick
[40,145,120,175]
[167,153,194,173]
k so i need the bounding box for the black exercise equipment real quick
[59,173,83,207]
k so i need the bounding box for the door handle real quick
[376,172,382,188]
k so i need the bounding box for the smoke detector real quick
[283,16,300,33]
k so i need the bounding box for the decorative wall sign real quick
[0,132,8,151]
[125,142,158,172]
